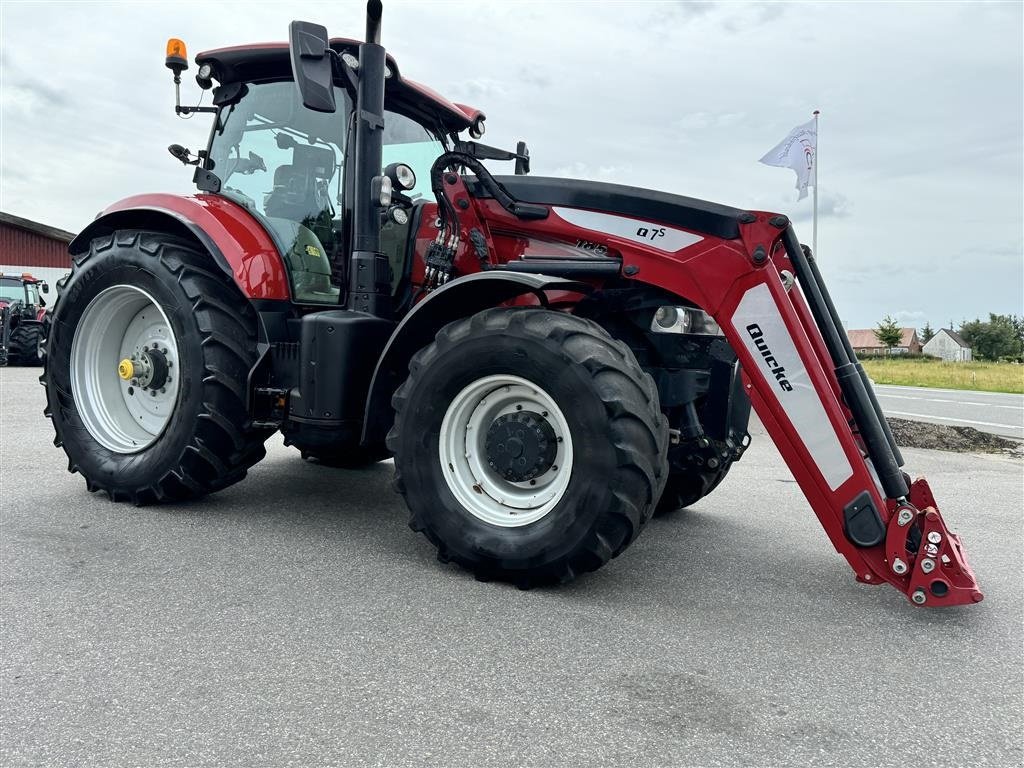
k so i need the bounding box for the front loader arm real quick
[710,214,982,607]
[462,191,982,606]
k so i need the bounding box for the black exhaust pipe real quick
[347,0,391,317]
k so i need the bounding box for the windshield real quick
[0,278,28,304]
[208,80,445,304]
[209,81,351,303]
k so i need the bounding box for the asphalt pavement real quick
[1,366,1022,767]
[874,384,1024,440]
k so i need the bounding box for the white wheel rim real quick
[70,285,181,454]
[439,374,574,527]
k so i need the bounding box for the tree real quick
[920,322,935,344]
[874,315,903,354]
[959,314,1024,361]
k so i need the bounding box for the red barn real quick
[0,211,75,288]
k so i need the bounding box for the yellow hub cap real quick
[117,358,134,381]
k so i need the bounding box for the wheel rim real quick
[439,374,574,527]
[70,285,181,454]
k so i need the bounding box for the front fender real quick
[70,193,290,300]
[361,271,590,445]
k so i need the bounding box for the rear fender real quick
[361,272,590,445]
[69,194,290,300]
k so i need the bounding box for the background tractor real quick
[42,1,981,605]
[0,272,48,366]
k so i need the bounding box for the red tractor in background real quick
[0,272,48,366]
[42,2,982,606]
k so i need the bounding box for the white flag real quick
[760,119,817,200]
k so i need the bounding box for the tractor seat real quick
[264,165,322,223]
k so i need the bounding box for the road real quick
[1,366,1022,767]
[874,384,1024,440]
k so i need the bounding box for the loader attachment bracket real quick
[884,478,983,607]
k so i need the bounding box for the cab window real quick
[382,110,444,199]
[209,80,351,304]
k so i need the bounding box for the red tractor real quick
[43,2,982,606]
[0,272,48,366]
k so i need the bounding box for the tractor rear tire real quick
[8,324,43,366]
[388,308,668,587]
[43,230,270,504]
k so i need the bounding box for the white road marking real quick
[874,384,1024,399]
[884,410,1022,430]
[875,393,1024,411]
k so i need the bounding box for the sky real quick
[1,0,1021,329]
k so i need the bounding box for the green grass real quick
[860,357,1024,394]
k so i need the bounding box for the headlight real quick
[372,175,392,207]
[196,62,214,89]
[650,306,723,336]
[384,162,416,191]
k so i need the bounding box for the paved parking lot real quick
[2,366,1022,767]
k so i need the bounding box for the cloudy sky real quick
[1,1,1021,328]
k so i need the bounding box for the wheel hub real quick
[71,285,180,454]
[485,411,557,482]
[438,375,574,528]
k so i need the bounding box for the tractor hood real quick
[467,176,748,241]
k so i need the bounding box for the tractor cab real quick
[175,39,482,307]
[0,273,48,313]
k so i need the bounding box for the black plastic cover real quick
[289,310,394,424]
[843,490,886,547]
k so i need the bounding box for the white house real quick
[923,329,973,362]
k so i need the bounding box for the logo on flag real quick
[760,119,817,200]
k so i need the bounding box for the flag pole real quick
[812,109,820,258]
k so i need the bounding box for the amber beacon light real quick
[165,38,188,73]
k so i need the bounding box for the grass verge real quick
[860,357,1024,394]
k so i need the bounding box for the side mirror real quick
[288,21,336,113]
[41,282,49,294]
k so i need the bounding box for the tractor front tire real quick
[388,308,668,587]
[43,230,270,504]
[8,323,43,366]
[655,448,736,514]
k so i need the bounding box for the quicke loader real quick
[42,2,982,606]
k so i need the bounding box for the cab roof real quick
[195,38,483,134]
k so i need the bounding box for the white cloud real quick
[0,0,1020,328]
